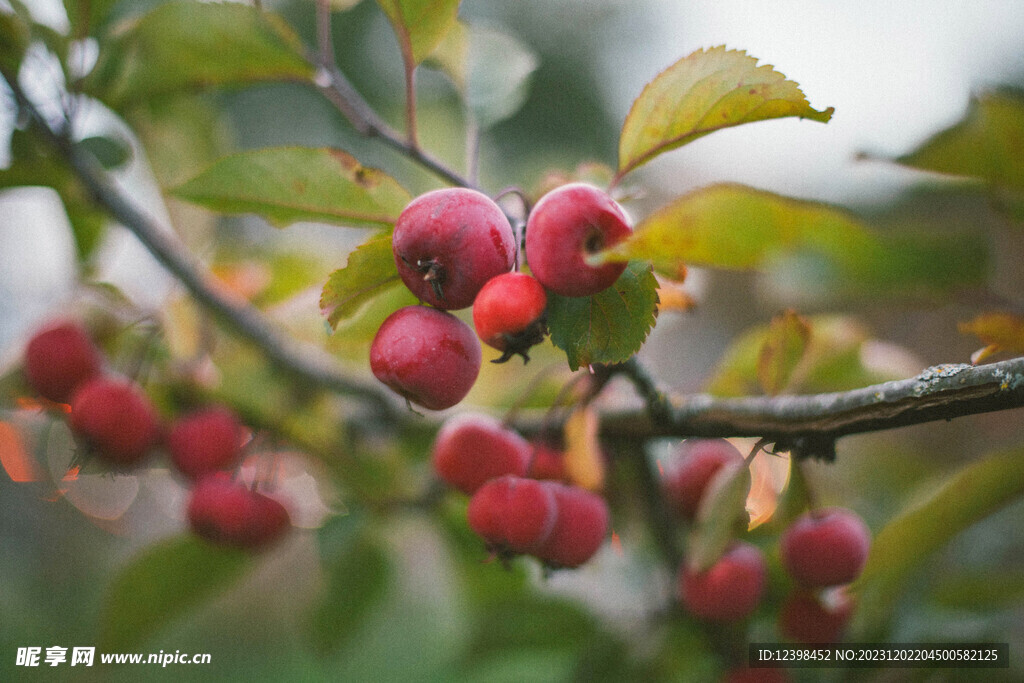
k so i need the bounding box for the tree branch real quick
[606,357,1024,458]
[1,69,403,422]
[308,11,472,189]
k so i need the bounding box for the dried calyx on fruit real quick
[472,272,548,363]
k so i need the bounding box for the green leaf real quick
[307,515,391,654]
[0,128,108,258]
[894,91,1024,192]
[686,462,751,572]
[426,21,538,129]
[546,261,659,371]
[616,47,833,180]
[931,570,1024,611]
[62,0,120,37]
[320,234,402,328]
[376,0,461,65]
[100,535,251,650]
[601,184,987,298]
[173,147,411,228]
[757,309,811,395]
[78,135,133,170]
[0,9,30,73]
[851,447,1024,637]
[707,315,903,397]
[83,1,313,108]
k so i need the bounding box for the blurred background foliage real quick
[2,0,1024,680]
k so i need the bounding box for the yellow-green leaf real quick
[616,47,833,180]
[600,184,987,298]
[687,462,751,573]
[894,91,1024,191]
[83,1,313,108]
[320,234,402,329]
[563,407,604,492]
[173,147,411,229]
[958,312,1024,364]
[707,315,906,398]
[376,0,460,65]
[757,309,811,395]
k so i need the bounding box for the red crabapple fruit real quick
[431,413,531,494]
[662,438,744,520]
[526,441,567,482]
[467,475,558,553]
[534,482,609,568]
[69,377,161,467]
[24,320,102,403]
[187,474,290,550]
[392,188,516,310]
[779,589,854,645]
[472,272,548,363]
[780,508,870,588]
[168,406,245,480]
[370,306,482,411]
[678,542,767,622]
[524,183,632,297]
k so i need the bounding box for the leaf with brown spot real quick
[173,147,411,228]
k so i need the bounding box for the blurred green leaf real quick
[602,184,986,298]
[62,0,120,38]
[320,234,402,328]
[616,47,832,180]
[852,447,1024,637]
[376,0,461,65]
[686,462,751,572]
[427,21,538,129]
[129,96,231,188]
[0,9,30,73]
[546,261,659,371]
[707,315,902,397]
[0,128,108,258]
[460,651,577,683]
[930,570,1024,611]
[83,1,313,108]
[78,135,132,170]
[100,535,250,650]
[894,91,1024,192]
[307,515,391,654]
[756,309,811,395]
[468,594,599,658]
[173,147,411,228]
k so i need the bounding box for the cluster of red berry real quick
[663,439,871,645]
[22,320,290,550]
[431,413,610,568]
[371,182,633,410]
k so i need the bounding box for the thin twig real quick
[302,16,471,189]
